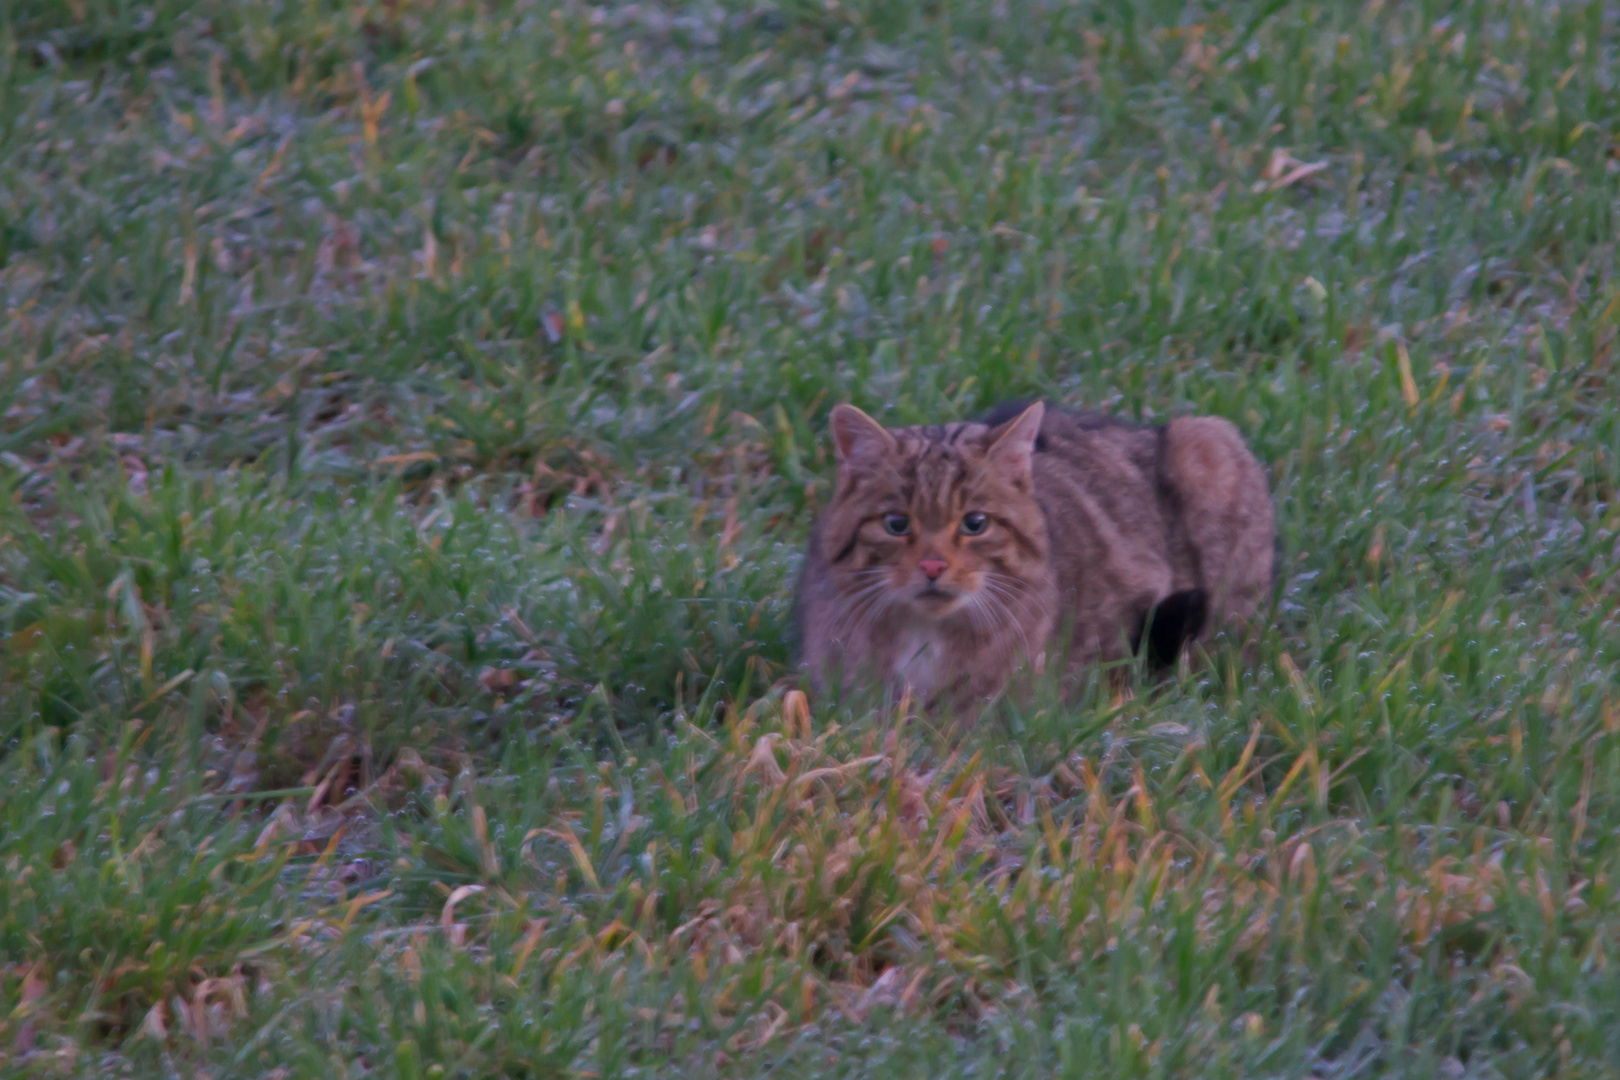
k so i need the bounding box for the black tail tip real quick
[1132,588,1209,669]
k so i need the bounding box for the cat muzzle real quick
[913,583,959,610]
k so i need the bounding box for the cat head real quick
[817,401,1051,628]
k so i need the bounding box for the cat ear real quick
[829,403,896,470]
[984,400,1044,481]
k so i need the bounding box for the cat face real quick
[818,402,1050,632]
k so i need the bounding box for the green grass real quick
[2,0,1619,1075]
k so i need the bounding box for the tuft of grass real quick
[2,0,1620,1076]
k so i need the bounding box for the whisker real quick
[983,575,1047,626]
[829,578,897,645]
[975,580,1039,663]
[961,593,991,640]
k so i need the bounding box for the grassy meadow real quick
[3,0,1620,1075]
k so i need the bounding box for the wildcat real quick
[793,399,1275,713]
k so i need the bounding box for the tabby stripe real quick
[829,530,861,564]
[994,516,1044,559]
[935,467,955,515]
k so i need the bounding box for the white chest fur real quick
[892,628,943,695]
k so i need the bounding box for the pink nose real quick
[919,558,948,581]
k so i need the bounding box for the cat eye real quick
[882,512,911,536]
[960,512,989,536]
